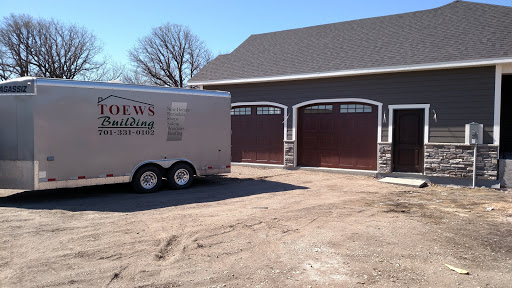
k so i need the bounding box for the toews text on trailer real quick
[0,77,231,193]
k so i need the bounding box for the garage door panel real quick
[268,150,283,163]
[302,135,317,148]
[319,151,337,166]
[319,119,334,131]
[301,150,317,166]
[241,150,256,161]
[232,149,243,163]
[256,135,270,145]
[256,151,270,162]
[358,157,375,169]
[318,134,335,148]
[302,118,318,131]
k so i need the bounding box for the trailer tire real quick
[167,163,194,189]
[132,165,163,193]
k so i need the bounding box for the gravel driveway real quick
[1,166,511,287]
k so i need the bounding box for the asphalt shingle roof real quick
[190,1,512,84]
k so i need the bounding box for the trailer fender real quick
[129,159,195,182]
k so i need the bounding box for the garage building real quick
[189,1,512,185]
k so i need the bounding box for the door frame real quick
[388,104,430,173]
[388,104,430,144]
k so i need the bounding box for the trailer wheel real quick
[132,166,163,193]
[167,163,194,189]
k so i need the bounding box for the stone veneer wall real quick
[290,142,498,180]
[284,140,295,167]
[424,143,498,180]
[378,143,392,173]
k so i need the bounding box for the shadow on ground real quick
[0,175,308,213]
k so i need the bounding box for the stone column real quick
[378,143,392,173]
[284,140,295,168]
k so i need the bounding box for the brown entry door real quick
[393,109,424,173]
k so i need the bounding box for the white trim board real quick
[190,57,512,86]
[231,101,287,110]
[494,65,503,146]
[388,104,430,144]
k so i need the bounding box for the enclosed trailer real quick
[0,77,231,192]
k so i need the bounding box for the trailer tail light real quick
[48,178,56,182]
[226,165,231,168]
[106,174,114,177]
[208,167,213,169]
[78,176,86,179]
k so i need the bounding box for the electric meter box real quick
[465,122,483,144]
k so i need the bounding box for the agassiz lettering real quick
[0,85,28,93]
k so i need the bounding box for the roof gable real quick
[190,1,512,85]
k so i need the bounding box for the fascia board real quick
[190,57,512,86]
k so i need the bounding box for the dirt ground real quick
[1,166,511,288]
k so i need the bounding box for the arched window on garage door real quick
[231,103,287,164]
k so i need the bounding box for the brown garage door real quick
[231,106,284,164]
[298,103,377,170]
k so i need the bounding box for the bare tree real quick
[129,23,212,87]
[0,14,105,80]
[30,19,104,79]
[0,14,34,78]
[0,47,13,80]
[82,58,125,82]
[121,68,152,85]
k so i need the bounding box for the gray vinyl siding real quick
[208,66,496,144]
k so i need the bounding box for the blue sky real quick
[1,0,510,67]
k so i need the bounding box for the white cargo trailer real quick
[0,77,231,193]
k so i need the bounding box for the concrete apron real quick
[377,172,501,189]
[232,162,503,188]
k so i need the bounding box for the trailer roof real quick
[0,77,230,98]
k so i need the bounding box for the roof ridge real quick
[249,0,511,39]
[249,1,452,38]
[453,0,512,9]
